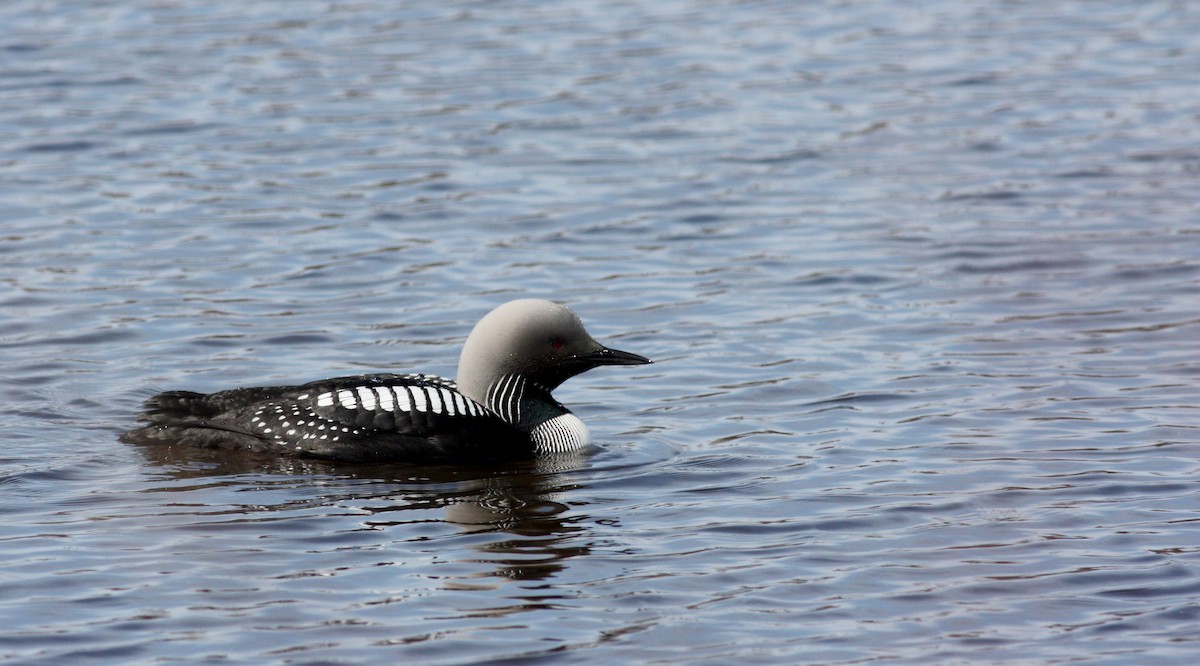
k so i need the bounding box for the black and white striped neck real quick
[484,374,590,453]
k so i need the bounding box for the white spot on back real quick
[425,387,443,414]
[392,386,412,412]
[356,386,376,410]
[410,387,427,412]
[374,386,395,411]
[337,389,356,409]
[316,392,334,408]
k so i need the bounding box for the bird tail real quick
[137,390,223,423]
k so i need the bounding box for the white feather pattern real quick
[530,413,590,453]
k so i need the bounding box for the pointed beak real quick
[580,346,652,367]
[543,343,652,389]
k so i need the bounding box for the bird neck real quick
[483,374,590,452]
[484,373,563,430]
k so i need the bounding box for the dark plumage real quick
[121,300,650,463]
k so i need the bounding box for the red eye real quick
[550,340,564,350]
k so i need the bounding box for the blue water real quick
[2,1,1199,664]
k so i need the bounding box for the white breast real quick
[529,413,591,453]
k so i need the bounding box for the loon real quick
[121,299,651,463]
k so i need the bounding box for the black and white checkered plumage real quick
[122,300,651,463]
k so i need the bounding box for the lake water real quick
[2,1,1198,663]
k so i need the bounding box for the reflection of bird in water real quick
[443,454,593,582]
[133,429,597,585]
[122,300,650,463]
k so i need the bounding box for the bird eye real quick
[550,339,564,350]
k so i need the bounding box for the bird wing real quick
[128,373,530,463]
[290,373,494,434]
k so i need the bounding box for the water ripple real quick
[2,0,1199,664]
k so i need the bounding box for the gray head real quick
[455,299,650,408]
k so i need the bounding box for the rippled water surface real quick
[3,1,1199,663]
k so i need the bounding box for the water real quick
[2,0,1198,663]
